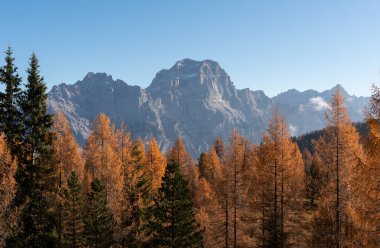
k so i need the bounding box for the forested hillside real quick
[1,48,380,248]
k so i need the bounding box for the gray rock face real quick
[273,84,368,136]
[48,59,369,156]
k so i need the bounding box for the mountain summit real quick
[48,59,368,156]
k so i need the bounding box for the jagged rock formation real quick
[48,59,368,156]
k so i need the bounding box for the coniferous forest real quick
[1,47,380,248]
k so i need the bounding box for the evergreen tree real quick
[84,178,114,248]
[147,159,204,248]
[62,171,84,248]
[0,47,23,158]
[10,53,57,247]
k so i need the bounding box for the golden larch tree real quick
[83,113,123,224]
[257,109,304,247]
[52,112,85,185]
[348,84,380,247]
[311,89,364,247]
[145,137,166,191]
[0,133,17,247]
[167,138,200,199]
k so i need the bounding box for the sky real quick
[1,0,380,97]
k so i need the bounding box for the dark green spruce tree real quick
[8,53,58,247]
[147,159,204,248]
[0,47,23,157]
[62,172,84,248]
[84,178,115,248]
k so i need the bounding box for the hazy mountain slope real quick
[48,59,369,156]
[273,85,368,135]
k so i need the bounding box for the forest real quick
[1,47,380,248]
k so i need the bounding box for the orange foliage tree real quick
[311,89,365,247]
[146,137,166,192]
[83,113,123,224]
[52,112,85,185]
[0,134,17,247]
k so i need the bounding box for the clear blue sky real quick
[1,0,380,97]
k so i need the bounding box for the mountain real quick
[48,59,369,156]
[273,84,368,135]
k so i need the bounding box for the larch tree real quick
[196,146,226,247]
[146,137,166,192]
[256,134,277,247]
[0,133,17,247]
[257,109,304,247]
[122,138,152,247]
[147,159,204,248]
[213,137,225,159]
[52,112,85,185]
[84,113,123,224]
[167,138,200,200]
[194,176,221,248]
[304,149,325,208]
[311,88,364,247]
[221,129,256,247]
[116,124,135,247]
[53,112,85,245]
[0,47,23,158]
[348,84,380,246]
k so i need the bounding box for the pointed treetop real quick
[326,87,350,127]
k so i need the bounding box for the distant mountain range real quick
[48,59,369,156]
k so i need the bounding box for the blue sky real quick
[1,0,380,96]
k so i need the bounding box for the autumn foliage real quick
[2,49,380,248]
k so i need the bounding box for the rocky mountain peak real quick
[148,59,233,90]
[329,83,349,96]
[81,72,114,84]
[48,59,369,157]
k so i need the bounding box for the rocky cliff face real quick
[48,59,368,156]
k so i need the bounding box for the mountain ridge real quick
[48,59,369,156]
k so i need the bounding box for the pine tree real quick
[62,171,84,248]
[11,53,58,247]
[148,159,204,248]
[84,178,114,248]
[0,47,23,158]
